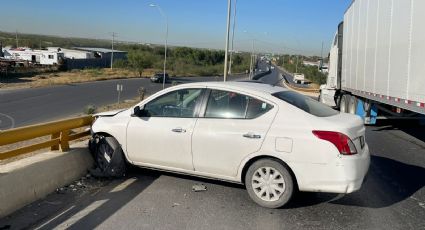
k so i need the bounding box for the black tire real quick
[94,136,126,177]
[348,95,357,114]
[339,94,350,113]
[245,159,294,208]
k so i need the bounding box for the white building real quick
[47,47,94,59]
[303,60,329,73]
[3,47,64,65]
[293,73,308,84]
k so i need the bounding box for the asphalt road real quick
[0,75,243,130]
[1,64,424,229]
[2,122,423,230]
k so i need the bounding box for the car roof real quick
[180,81,288,95]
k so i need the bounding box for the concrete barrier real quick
[0,142,93,218]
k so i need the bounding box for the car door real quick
[192,88,277,178]
[126,88,204,171]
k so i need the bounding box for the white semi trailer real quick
[319,0,425,124]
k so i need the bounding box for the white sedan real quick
[90,82,370,208]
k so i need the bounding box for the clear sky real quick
[0,0,352,56]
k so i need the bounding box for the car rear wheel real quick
[245,159,294,208]
[94,136,126,177]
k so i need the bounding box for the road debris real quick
[192,183,207,192]
[172,203,180,207]
[54,171,107,195]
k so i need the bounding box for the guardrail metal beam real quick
[0,116,94,161]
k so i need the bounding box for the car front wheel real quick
[245,159,294,208]
[94,136,126,177]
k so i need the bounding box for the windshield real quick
[273,91,339,117]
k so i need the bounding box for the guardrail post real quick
[51,132,60,151]
[60,130,70,151]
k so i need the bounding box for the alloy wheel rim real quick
[97,142,113,170]
[252,167,286,202]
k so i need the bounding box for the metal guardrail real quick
[0,116,94,160]
[282,76,320,93]
[273,65,320,93]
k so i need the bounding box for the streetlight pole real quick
[251,38,255,79]
[223,0,232,82]
[110,32,116,70]
[150,3,168,89]
[228,0,237,75]
[244,30,256,79]
[296,55,299,73]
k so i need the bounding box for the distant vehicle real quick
[150,73,169,83]
[90,81,370,208]
[293,73,306,84]
[270,66,275,70]
[320,0,425,124]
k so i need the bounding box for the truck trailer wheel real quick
[339,94,350,113]
[348,95,357,114]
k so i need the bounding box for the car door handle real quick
[243,133,261,139]
[171,127,186,133]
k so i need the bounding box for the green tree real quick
[128,50,154,77]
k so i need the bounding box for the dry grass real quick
[94,97,142,114]
[0,68,164,90]
[309,83,320,89]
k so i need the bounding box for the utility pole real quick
[320,41,324,73]
[250,39,255,79]
[295,55,299,73]
[110,32,117,70]
[223,0,232,82]
[320,41,324,84]
[249,50,253,79]
[228,0,237,75]
[15,30,19,48]
[149,4,168,89]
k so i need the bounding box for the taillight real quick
[312,131,357,155]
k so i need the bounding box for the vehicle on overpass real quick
[90,82,370,208]
[319,0,425,124]
[150,73,169,83]
[293,73,307,84]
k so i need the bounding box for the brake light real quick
[312,131,357,155]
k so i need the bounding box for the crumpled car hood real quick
[94,109,125,117]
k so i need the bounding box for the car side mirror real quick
[132,105,145,117]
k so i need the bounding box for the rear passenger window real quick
[272,91,338,117]
[204,90,273,119]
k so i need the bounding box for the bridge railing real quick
[0,116,94,160]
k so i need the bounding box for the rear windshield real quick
[272,91,339,117]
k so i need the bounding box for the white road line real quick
[0,113,15,129]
